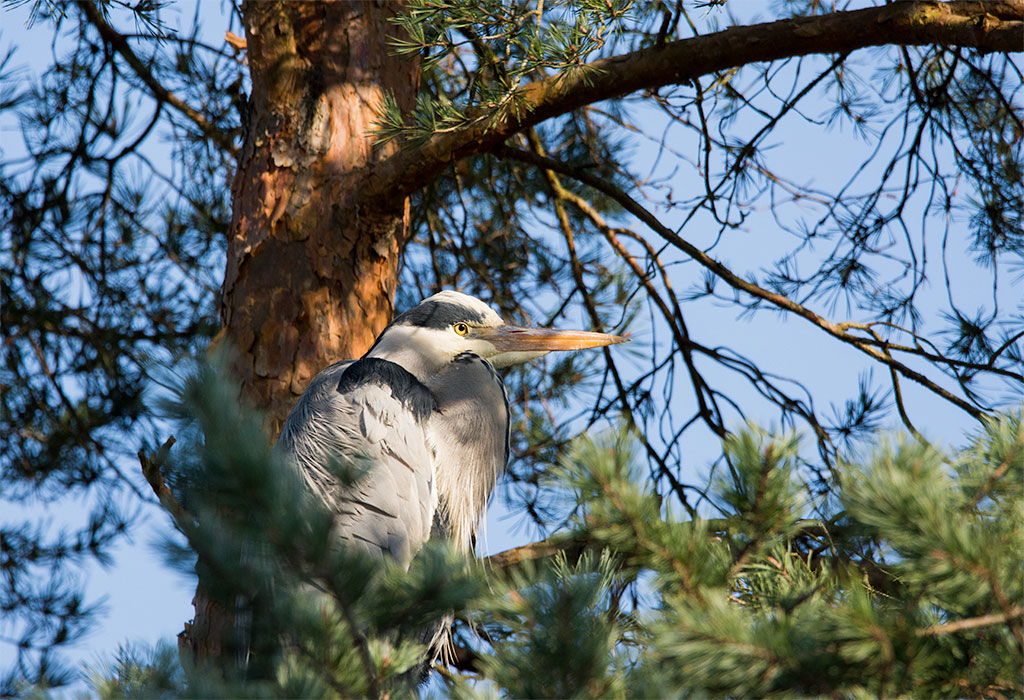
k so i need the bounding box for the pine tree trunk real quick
[180,0,419,671]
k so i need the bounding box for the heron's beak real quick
[482,325,628,354]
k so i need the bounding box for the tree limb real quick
[481,519,900,594]
[483,533,595,573]
[916,606,1024,636]
[370,1,1023,202]
[138,437,194,531]
[77,1,239,158]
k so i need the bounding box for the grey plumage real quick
[276,358,438,565]
[271,290,625,674]
[275,349,511,563]
[428,352,510,550]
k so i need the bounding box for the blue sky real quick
[1,0,1012,691]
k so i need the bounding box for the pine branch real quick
[370,1,1024,202]
[137,437,194,530]
[968,455,1015,510]
[930,551,1024,652]
[482,518,904,598]
[916,606,1024,636]
[335,590,381,699]
[484,533,595,573]
[845,326,1024,383]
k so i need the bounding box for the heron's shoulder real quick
[337,357,436,421]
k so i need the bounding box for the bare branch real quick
[495,145,989,423]
[225,31,247,52]
[77,1,239,158]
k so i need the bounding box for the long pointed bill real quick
[484,325,628,354]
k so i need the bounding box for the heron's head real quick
[367,290,626,376]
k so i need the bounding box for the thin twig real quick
[77,1,239,158]
[528,129,702,515]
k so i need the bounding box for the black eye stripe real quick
[391,300,488,330]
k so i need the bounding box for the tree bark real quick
[183,0,419,671]
[222,0,419,432]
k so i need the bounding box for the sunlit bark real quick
[187,0,419,669]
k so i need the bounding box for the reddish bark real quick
[222,0,419,432]
[183,0,419,669]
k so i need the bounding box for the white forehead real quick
[421,290,504,326]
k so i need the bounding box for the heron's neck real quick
[365,325,448,382]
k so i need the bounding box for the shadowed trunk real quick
[181,0,419,671]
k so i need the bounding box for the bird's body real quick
[275,348,510,563]
[275,289,624,587]
[236,291,623,684]
[276,357,439,564]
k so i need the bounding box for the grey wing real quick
[426,354,510,552]
[275,360,437,566]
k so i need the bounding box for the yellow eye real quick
[453,323,470,336]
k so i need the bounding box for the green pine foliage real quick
[69,367,1021,698]
[477,553,627,699]
[85,642,184,700]
[531,419,1022,698]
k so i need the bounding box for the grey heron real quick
[276,290,626,565]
